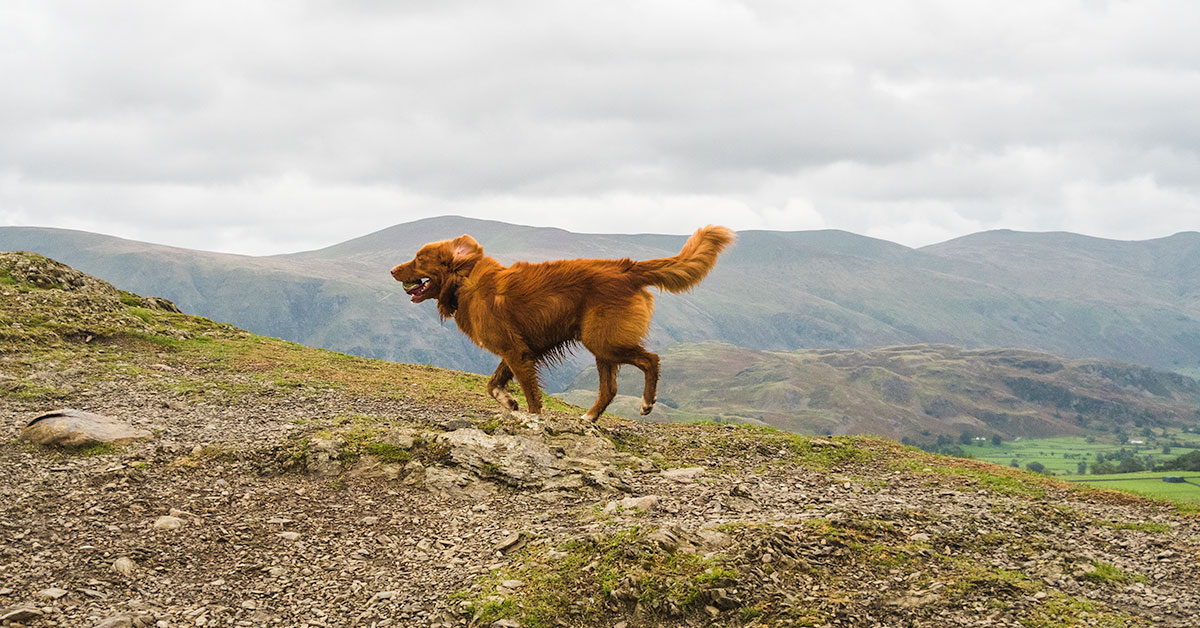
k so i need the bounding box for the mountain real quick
[560,342,1200,442]
[4,251,1200,628]
[3,218,1199,395]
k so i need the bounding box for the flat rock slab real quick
[22,409,152,448]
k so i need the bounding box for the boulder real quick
[438,428,568,487]
[22,409,152,448]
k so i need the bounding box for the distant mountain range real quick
[559,342,1200,441]
[3,218,1199,400]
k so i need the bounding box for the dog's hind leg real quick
[613,347,660,416]
[487,361,519,411]
[582,359,618,421]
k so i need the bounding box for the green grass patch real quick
[1023,593,1150,628]
[1095,520,1171,533]
[0,380,72,402]
[78,442,118,456]
[888,455,1049,498]
[1082,561,1147,585]
[455,526,738,627]
[958,432,1200,477]
[1067,471,1200,507]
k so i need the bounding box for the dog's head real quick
[390,234,484,317]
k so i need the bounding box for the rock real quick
[277,531,301,541]
[439,429,565,486]
[153,515,185,531]
[604,495,660,513]
[38,587,69,600]
[95,615,134,628]
[423,465,493,498]
[723,495,757,512]
[491,620,521,628]
[661,466,706,483]
[436,426,627,491]
[112,556,136,576]
[442,419,472,431]
[22,409,152,448]
[646,528,688,553]
[305,437,343,477]
[697,529,730,549]
[809,438,840,448]
[493,531,527,554]
[499,579,524,589]
[370,591,398,604]
[0,607,43,622]
[709,588,742,610]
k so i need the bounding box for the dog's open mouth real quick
[403,278,432,301]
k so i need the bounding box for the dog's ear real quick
[449,234,483,270]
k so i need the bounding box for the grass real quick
[958,432,1200,476]
[1094,520,1172,533]
[78,442,118,456]
[1067,471,1200,505]
[1082,561,1147,585]
[454,526,738,627]
[1023,593,1150,628]
[887,452,1051,498]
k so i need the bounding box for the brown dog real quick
[390,225,734,420]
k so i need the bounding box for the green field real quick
[957,432,1200,476]
[1067,471,1200,505]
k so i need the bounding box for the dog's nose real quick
[390,265,402,279]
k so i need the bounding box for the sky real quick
[2,1,1199,255]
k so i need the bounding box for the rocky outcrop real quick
[290,413,644,495]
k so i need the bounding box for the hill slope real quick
[560,343,1200,442]
[2,253,1200,627]
[2,219,1199,392]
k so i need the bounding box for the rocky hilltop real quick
[2,251,1199,628]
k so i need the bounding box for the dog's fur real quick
[390,225,734,420]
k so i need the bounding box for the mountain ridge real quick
[3,219,1199,396]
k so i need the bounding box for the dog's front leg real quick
[502,352,543,414]
[487,360,519,411]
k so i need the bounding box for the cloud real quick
[1,1,1199,253]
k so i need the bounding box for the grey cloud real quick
[2,1,1199,253]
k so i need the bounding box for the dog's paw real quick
[581,411,598,422]
[639,400,654,416]
[491,389,520,411]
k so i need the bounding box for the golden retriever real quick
[390,225,734,420]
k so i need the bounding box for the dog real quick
[390,225,734,420]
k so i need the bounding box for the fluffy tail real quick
[631,225,735,292]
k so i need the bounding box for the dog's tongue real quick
[405,280,429,297]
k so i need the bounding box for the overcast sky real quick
[2,1,1198,255]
